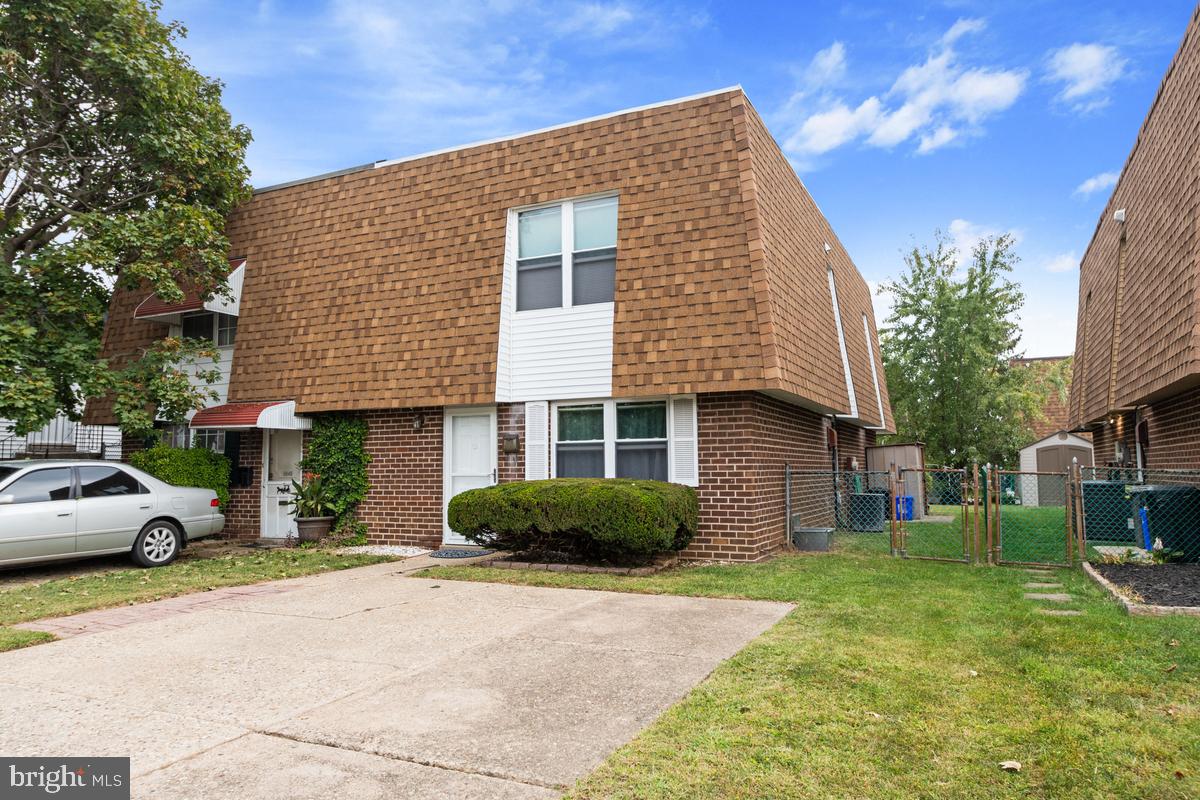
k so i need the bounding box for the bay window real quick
[516,195,616,311]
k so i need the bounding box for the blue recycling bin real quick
[895,495,914,521]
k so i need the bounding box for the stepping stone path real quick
[1017,569,1085,616]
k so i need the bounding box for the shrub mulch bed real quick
[1092,563,1200,607]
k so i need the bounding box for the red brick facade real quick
[119,392,875,559]
[1089,384,1200,470]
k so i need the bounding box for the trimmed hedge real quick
[130,444,231,508]
[448,478,697,563]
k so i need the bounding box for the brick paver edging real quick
[14,582,299,640]
[479,553,680,577]
[1082,562,1200,617]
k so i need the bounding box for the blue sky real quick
[160,0,1196,357]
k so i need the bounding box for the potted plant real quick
[288,472,335,542]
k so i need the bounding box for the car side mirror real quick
[0,494,13,505]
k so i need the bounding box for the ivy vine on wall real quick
[300,416,371,527]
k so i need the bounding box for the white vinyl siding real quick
[524,401,550,480]
[495,194,617,403]
[170,315,234,420]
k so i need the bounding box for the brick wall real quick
[1089,384,1200,470]
[836,420,876,470]
[688,392,834,561]
[223,429,263,539]
[353,407,444,549]
[497,403,525,483]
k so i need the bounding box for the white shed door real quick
[443,408,497,545]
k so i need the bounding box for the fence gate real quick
[986,468,1075,566]
[895,468,974,562]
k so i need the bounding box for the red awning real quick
[133,258,246,320]
[189,401,286,429]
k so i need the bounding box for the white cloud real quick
[1074,171,1119,196]
[806,41,847,88]
[555,3,637,37]
[785,97,882,155]
[1044,252,1079,273]
[1047,43,1128,112]
[948,218,1022,267]
[780,18,1026,161]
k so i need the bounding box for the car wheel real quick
[132,521,181,567]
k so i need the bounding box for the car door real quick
[0,467,77,562]
[75,464,154,553]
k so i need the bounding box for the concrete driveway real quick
[0,561,792,798]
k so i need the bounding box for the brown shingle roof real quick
[87,88,892,429]
[1070,7,1200,428]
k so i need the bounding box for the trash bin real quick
[791,524,832,552]
[848,492,886,532]
[1127,485,1200,561]
[895,495,914,521]
[1081,480,1135,543]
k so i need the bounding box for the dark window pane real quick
[617,402,666,440]
[616,442,668,481]
[0,466,17,483]
[5,468,72,503]
[572,248,615,305]
[558,405,604,441]
[557,443,605,477]
[181,312,213,342]
[517,256,563,311]
[79,466,142,497]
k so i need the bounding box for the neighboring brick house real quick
[85,87,894,561]
[1068,8,1200,471]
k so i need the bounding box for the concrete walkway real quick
[0,561,792,798]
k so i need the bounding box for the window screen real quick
[517,206,563,311]
[615,402,667,481]
[181,312,214,343]
[572,197,616,306]
[4,468,72,503]
[556,405,605,478]
[79,466,143,497]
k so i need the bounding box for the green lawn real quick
[420,549,1199,799]
[0,549,391,652]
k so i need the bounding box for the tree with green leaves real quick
[880,233,1060,468]
[0,0,251,437]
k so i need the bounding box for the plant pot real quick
[296,516,335,543]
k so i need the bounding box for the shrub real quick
[130,443,231,508]
[448,478,697,564]
[299,415,370,526]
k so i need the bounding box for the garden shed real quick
[866,442,926,519]
[1018,431,1093,507]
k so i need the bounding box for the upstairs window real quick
[516,195,617,311]
[181,311,237,347]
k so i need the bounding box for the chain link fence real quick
[785,469,895,554]
[988,470,1073,566]
[897,469,972,562]
[1077,467,1200,563]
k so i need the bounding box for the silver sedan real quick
[0,460,224,568]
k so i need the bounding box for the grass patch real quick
[420,550,1200,799]
[0,549,390,652]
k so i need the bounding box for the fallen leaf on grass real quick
[999,761,1021,772]
[1176,771,1185,780]
[866,711,882,719]
[1165,664,1178,674]
[968,670,979,677]
[1169,639,1180,647]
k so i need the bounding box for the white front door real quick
[443,407,497,545]
[262,429,303,539]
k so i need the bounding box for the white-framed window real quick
[193,429,226,453]
[516,195,617,312]
[160,423,189,449]
[552,399,669,482]
[181,311,238,347]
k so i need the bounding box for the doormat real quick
[429,548,495,559]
